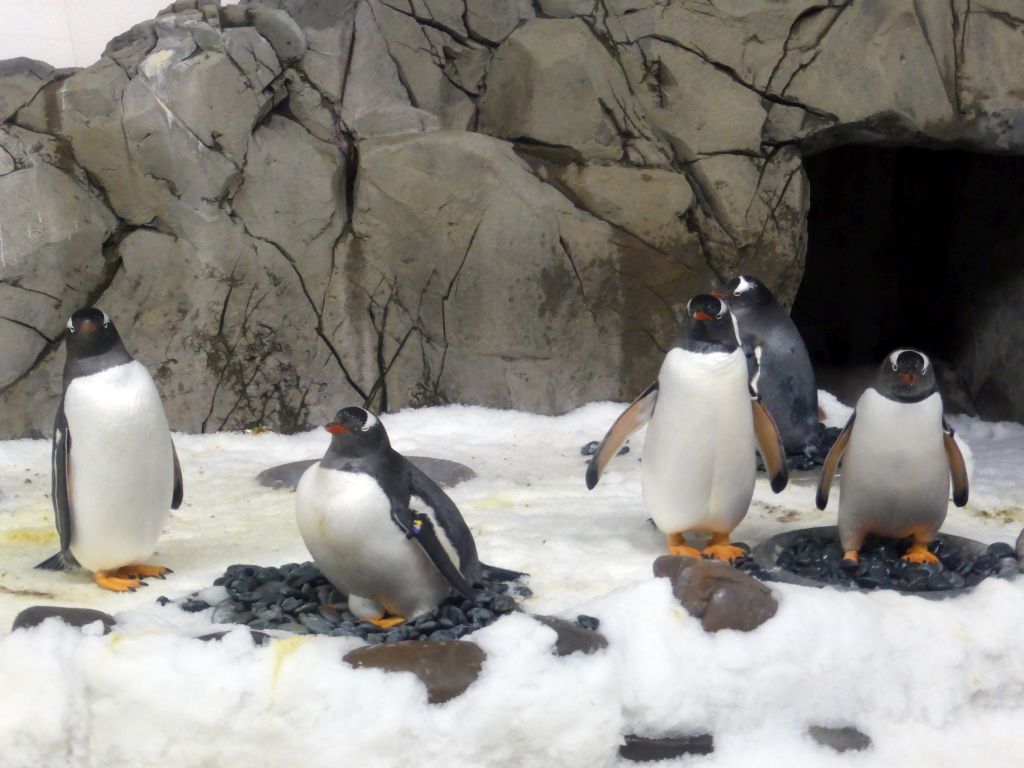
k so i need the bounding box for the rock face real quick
[653,555,778,633]
[2,0,1024,435]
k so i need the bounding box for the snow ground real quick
[0,394,1022,768]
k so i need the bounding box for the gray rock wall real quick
[1,0,1023,436]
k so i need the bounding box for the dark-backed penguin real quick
[37,307,182,590]
[295,407,481,627]
[816,348,969,563]
[716,275,822,455]
[586,294,789,561]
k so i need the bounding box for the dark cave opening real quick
[791,145,1024,420]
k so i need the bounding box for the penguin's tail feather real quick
[35,550,83,572]
[479,562,528,582]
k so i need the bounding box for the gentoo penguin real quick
[37,308,182,591]
[586,294,789,561]
[295,407,481,627]
[816,348,969,563]
[716,275,822,455]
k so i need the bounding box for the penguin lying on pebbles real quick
[816,348,969,563]
[37,308,182,591]
[586,294,788,561]
[296,407,483,627]
[716,275,825,456]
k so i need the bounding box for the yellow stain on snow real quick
[1,527,58,545]
[471,496,514,511]
[271,635,310,690]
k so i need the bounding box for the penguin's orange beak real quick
[325,423,349,435]
[79,320,97,334]
[694,311,713,321]
[710,291,724,298]
[899,372,918,386]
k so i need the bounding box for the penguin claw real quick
[667,545,703,558]
[93,571,144,592]
[702,544,746,563]
[902,544,939,564]
[113,564,173,581]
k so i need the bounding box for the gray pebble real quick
[280,597,302,613]
[468,607,494,624]
[299,614,334,634]
[492,596,517,613]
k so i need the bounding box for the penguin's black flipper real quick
[404,511,476,600]
[387,495,476,600]
[406,460,481,581]
[586,381,658,490]
[815,411,856,510]
[37,401,80,572]
[171,439,184,510]
[942,420,969,507]
[751,396,788,493]
[478,563,527,582]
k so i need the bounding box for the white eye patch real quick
[888,348,931,372]
[361,411,378,431]
[733,276,754,294]
[66,317,74,332]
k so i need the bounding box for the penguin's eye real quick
[733,291,742,297]
[892,363,898,372]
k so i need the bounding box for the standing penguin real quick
[38,307,182,591]
[295,407,481,627]
[816,348,969,563]
[586,294,789,561]
[717,275,822,455]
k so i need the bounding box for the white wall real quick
[0,0,169,69]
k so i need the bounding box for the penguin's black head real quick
[876,348,937,402]
[324,407,389,456]
[716,275,773,311]
[679,294,740,352]
[65,307,122,358]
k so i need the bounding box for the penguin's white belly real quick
[63,361,173,572]
[295,466,450,619]
[839,390,949,543]
[642,348,756,535]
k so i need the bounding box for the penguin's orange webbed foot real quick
[702,533,745,563]
[113,564,173,580]
[703,543,746,563]
[369,616,407,629]
[902,544,939,564]
[666,532,701,558]
[93,570,144,592]
[842,549,860,563]
[667,545,703,558]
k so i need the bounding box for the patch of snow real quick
[0,397,1022,767]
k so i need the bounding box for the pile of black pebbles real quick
[744,531,1019,593]
[161,561,531,644]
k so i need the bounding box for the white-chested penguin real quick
[816,348,969,563]
[295,407,482,627]
[586,294,789,561]
[38,307,182,591]
[716,275,822,455]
